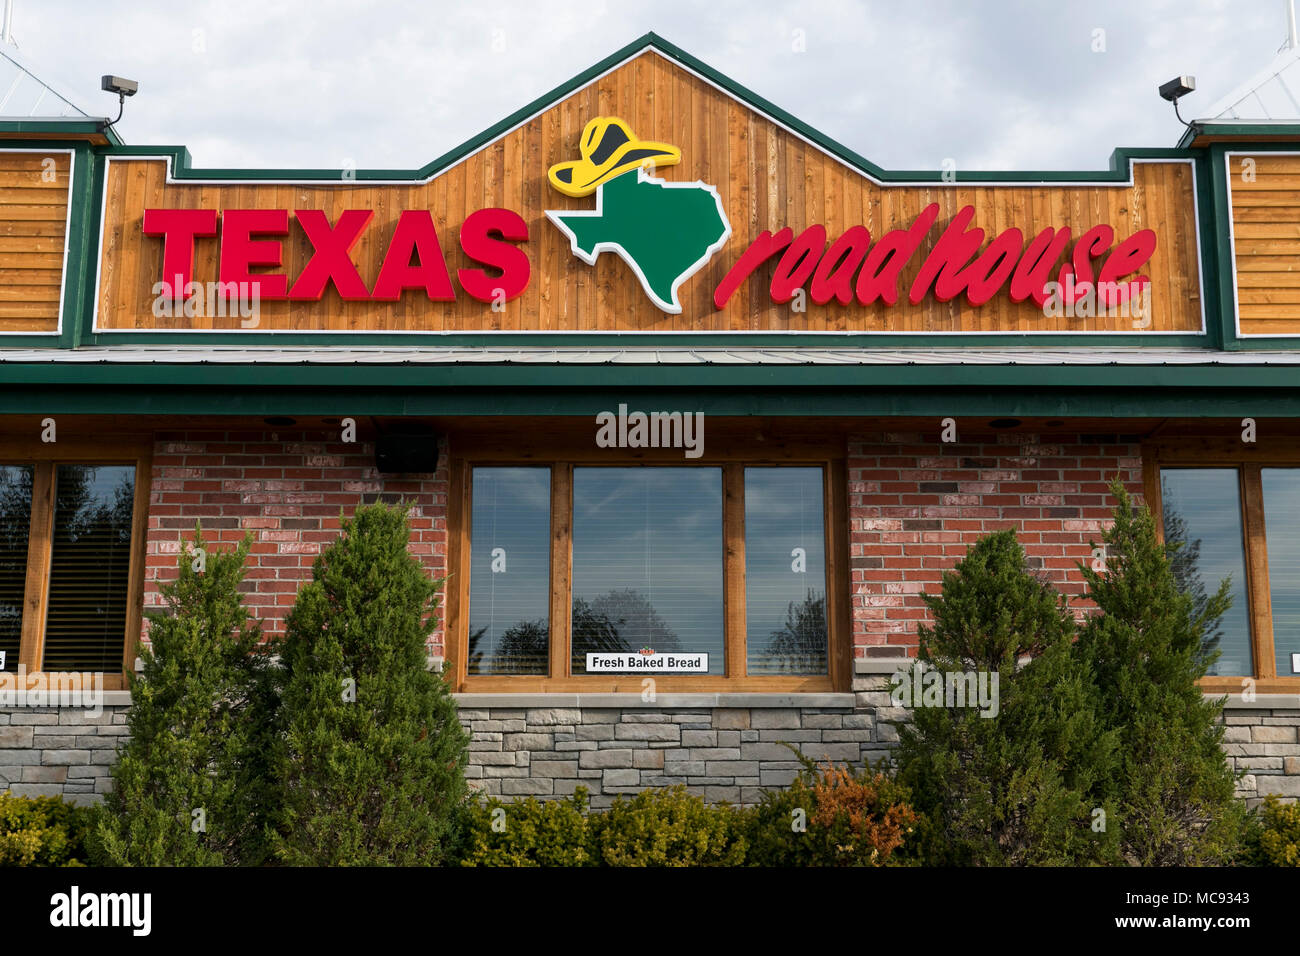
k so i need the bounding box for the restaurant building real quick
[0,33,1297,807]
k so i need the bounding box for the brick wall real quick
[146,430,449,652]
[848,431,1144,657]
[144,427,1143,662]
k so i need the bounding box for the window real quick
[467,467,551,675]
[449,443,845,692]
[1260,469,1300,677]
[745,467,828,675]
[0,448,148,690]
[571,468,724,675]
[1159,469,1253,676]
[43,465,138,673]
[1149,440,1300,690]
[0,465,32,673]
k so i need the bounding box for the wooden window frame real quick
[0,440,152,692]
[445,433,850,694]
[1143,437,1300,694]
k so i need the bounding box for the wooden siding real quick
[96,51,1203,335]
[1231,153,1300,335]
[0,150,69,333]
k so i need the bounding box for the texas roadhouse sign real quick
[138,116,1159,322]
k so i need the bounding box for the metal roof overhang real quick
[0,347,1295,418]
[4,345,1300,367]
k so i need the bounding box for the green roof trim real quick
[0,140,99,348]
[0,382,1295,419]
[0,119,123,146]
[1177,122,1300,150]
[77,332,1215,350]
[0,360,1295,390]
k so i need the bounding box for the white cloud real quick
[7,0,1294,171]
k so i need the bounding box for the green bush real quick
[89,527,278,867]
[272,501,469,865]
[458,790,592,867]
[457,785,748,866]
[1254,796,1300,867]
[0,791,91,866]
[587,786,748,866]
[746,752,918,867]
[892,528,1121,866]
[1076,480,1247,865]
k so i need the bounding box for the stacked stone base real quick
[1,674,1297,809]
[0,706,131,806]
[1222,700,1300,807]
[454,672,1300,808]
[456,702,882,808]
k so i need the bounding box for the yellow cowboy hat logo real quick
[547,116,681,198]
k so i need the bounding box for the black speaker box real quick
[374,432,441,474]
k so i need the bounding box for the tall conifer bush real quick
[272,501,468,865]
[892,529,1120,865]
[91,528,276,866]
[1075,480,1245,865]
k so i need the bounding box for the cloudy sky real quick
[9,0,1294,172]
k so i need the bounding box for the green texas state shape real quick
[546,168,732,314]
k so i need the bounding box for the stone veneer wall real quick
[450,668,1300,808]
[1222,699,1300,806]
[455,700,879,809]
[2,677,1297,806]
[0,704,131,805]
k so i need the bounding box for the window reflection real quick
[1160,469,1252,676]
[571,468,723,674]
[1262,469,1300,676]
[0,466,32,672]
[42,465,136,673]
[468,467,551,675]
[746,468,828,675]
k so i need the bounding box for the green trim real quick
[1215,337,1300,349]
[64,145,99,349]
[1208,145,1239,350]
[1177,123,1300,149]
[0,141,96,349]
[1187,144,1224,349]
[0,361,1295,390]
[1207,141,1300,350]
[0,119,122,146]
[1,384,1297,418]
[76,144,115,347]
[78,332,1216,349]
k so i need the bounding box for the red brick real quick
[847,431,1143,655]
[139,430,450,642]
